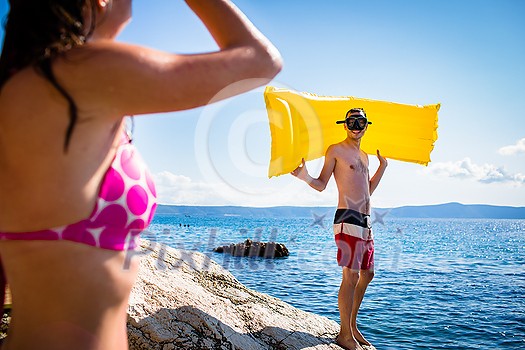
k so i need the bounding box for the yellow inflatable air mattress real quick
[264,86,440,178]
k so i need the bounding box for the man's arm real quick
[291,146,336,192]
[370,149,388,195]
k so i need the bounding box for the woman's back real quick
[0,48,144,350]
[0,50,123,232]
[0,239,139,350]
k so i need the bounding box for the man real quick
[291,108,387,350]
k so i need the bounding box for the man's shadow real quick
[128,305,339,350]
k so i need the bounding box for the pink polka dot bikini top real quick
[0,130,157,251]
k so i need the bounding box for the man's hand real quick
[376,150,388,168]
[291,158,310,182]
[370,150,388,195]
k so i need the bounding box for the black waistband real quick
[334,208,370,228]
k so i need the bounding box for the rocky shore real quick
[128,240,346,349]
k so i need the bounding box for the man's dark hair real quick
[346,108,367,118]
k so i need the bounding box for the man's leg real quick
[337,267,363,350]
[351,268,374,346]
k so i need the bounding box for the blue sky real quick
[1,0,524,208]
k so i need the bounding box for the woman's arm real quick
[59,0,282,118]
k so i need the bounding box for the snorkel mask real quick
[335,108,372,131]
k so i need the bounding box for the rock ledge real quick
[128,240,362,350]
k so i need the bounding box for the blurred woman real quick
[0,0,281,349]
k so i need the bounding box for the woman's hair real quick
[0,0,97,151]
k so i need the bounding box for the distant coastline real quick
[155,202,525,219]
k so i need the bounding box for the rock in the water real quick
[213,239,290,258]
[128,240,378,350]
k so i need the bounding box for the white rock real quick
[127,240,376,350]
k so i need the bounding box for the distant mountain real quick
[155,205,335,218]
[380,202,525,219]
[155,203,525,219]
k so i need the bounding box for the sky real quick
[1,0,524,208]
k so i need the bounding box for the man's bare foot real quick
[351,326,372,347]
[335,335,364,350]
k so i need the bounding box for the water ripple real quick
[150,216,525,349]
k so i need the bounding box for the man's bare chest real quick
[336,154,369,175]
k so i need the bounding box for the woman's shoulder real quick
[52,41,167,117]
[58,41,154,73]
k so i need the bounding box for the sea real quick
[144,212,525,350]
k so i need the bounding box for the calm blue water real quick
[144,213,525,350]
